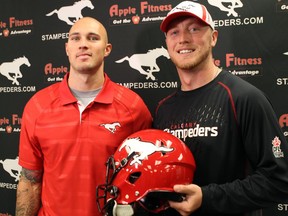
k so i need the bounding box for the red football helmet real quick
[96,129,196,215]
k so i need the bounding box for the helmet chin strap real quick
[105,199,134,216]
[111,200,134,216]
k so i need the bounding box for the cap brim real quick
[160,11,210,32]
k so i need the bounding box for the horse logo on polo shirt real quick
[100,122,121,133]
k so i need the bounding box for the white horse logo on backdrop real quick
[119,137,173,166]
[46,0,94,25]
[0,56,31,85]
[115,47,170,81]
[0,157,22,182]
[208,0,243,17]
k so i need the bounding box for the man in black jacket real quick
[153,1,288,215]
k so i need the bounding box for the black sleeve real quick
[200,89,288,214]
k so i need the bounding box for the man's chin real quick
[74,66,95,74]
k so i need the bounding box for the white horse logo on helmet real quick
[208,0,243,17]
[115,47,170,81]
[46,0,94,25]
[119,137,174,166]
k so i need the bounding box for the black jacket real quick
[152,70,288,216]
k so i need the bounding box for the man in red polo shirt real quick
[15,17,152,216]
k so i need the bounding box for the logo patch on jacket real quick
[272,136,284,158]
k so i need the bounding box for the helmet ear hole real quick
[128,172,141,184]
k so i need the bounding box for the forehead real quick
[166,16,207,31]
[69,18,105,36]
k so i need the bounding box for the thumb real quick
[174,184,189,192]
[173,184,197,194]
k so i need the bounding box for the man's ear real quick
[65,43,69,56]
[211,30,218,48]
[105,43,112,57]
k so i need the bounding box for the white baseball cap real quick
[160,1,215,32]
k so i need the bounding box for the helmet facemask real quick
[96,152,136,215]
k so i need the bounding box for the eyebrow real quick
[69,32,100,38]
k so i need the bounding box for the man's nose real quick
[79,39,88,48]
[179,30,191,44]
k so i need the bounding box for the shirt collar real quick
[59,73,114,105]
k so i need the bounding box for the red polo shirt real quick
[19,73,152,216]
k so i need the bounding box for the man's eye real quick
[71,37,79,41]
[189,27,200,33]
[168,30,178,37]
[89,36,99,41]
